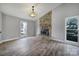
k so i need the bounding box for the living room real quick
[0,3,79,56]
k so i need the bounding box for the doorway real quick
[20,21,27,38]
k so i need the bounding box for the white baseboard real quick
[50,36,79,47]
[0,37,19,44]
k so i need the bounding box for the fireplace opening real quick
[41,28,49,36]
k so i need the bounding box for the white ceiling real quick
[0,3,61,20]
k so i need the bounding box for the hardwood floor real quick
[0,36,79,56]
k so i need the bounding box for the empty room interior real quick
[0,3,79,56]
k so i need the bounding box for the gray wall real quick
[0,13,36,41]
[52,3,79,42]
[2,14,20,40]
[0,12,2,31]
[0,12,2,40]
[24,20,36,37]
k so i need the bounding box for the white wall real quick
[52,3,79,42]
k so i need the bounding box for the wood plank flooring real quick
[0,36,79,56]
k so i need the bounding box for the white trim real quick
[0,37,19,44]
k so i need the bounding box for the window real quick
[20,21,27,37]
[65,17,78,42]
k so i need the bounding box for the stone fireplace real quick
[39,11,52,36]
